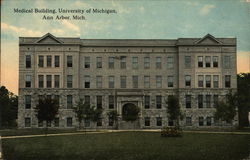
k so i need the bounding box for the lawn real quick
[2,132,250,160]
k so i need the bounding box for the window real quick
[108,76,114,88]
[38,120,43,127]
[132,76,138,88]
[25,117,31,127]
[198,75,204,87]
[185,56,191,68]
[108,57,114,69]
[199,117,204,126]
[54,118,59,127]
[47,55,52,67]
[25,75,31,87]
[206,95,211,108]
[168,119,174,126]
[67,95,73,109]
[167,56,173,69]
[132,57,138,69]
[96,57,102,68]
[156,76,162,88]
[46,121,51,127]
[120,56,126,69]
[46,75,52,88]
[67,117,72,127]
[109,95,114,109]
[84,76,90,88]
[26,55,31,68]
[205,56,211,67]
[198,95,203,108]
[54,56,60,67]
[54,95,60,107]
[38,95,43,105]
[84,119,90,127]
[205,75,211,88]
[145,117,150,126]
[198,56,203,67]
[156,57,161,69]
[67,75,73,88]
[223,56,231,68]
[213,56,218,67]
[47,95,52,100]
[38,75,44,88]
[225,75,231,88]
[186,117,192,126]
[186,95,191,108]
[84,96,90,106]
[96,76,102,88]
[67,55,73,67]
[214,95,219,107]
[109,116,114,126]
[38,55,44,67]
[85,57,90,68]
[120,76,126,88]
[144,96,150,109]
[54,75,60,88]
[185,75,191,87]
[207,117,212,126]
[156,117,162,126]
[213,75,219,88]
[97,118,102,126]
[144,76,150,88]
[96,96,102,109]
[156,95,162,109]
[25,95,31,109]
[144,57,150,69]
[167,76,173,87]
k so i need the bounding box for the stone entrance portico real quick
[116,91,143,129]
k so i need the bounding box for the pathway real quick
[0,136,2,160]
[1,129,250,140]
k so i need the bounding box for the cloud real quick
[72,1,92,8]
[237,51,250,73]
[60,20,80,32]
[200,4,215,15]
[111,1,131,14]
[139,6,145,13]
[81,20,112,36]
[1,22,42,36]
[51,29,65,35]
[116,25,124,31]
[185,2,199,6]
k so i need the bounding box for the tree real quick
[214,91,237,124]
[73,99,103,130]
[237,73,250,127]
[73,99,85,129]
[34,96,59,131]
[107,110,119,129]
[0,86,18,129]
[166,95,182,126]
[92,108,103,124]
[122,103,140,122]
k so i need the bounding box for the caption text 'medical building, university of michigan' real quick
[18,33,238,129]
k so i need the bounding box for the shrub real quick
[161,126,183,137]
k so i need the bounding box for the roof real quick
[19,33,236,46]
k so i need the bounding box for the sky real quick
[1,0,250,95]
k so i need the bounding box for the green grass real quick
[2,132,250,160]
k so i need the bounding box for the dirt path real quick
[1,130,249,140]
[0,136,2,160]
